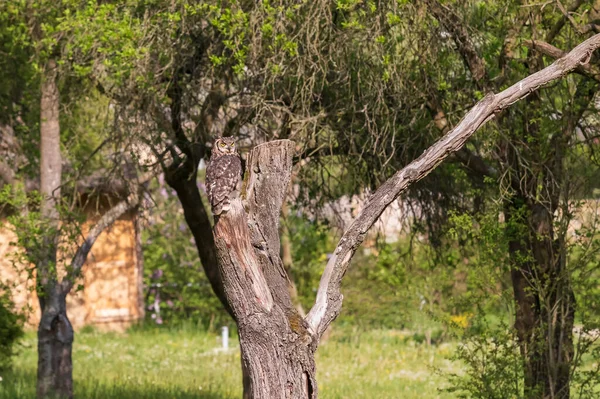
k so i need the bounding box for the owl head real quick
[212,137,237,157]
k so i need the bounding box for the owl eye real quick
[220,142,226,147]
[229,143,234,147]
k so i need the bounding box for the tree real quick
[0,2,153,397]
[418,1,600,396]
[101,1,600,396]
[207,36,600,397]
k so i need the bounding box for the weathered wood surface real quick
[213,140,315,399]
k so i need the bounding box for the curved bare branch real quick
[306,33,600,338]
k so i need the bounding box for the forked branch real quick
[305,33,600,338]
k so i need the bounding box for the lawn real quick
[0,327,459,398]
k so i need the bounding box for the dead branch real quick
[524,39,600,82]
[305,32,600,339]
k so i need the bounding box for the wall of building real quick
[0,210,144,332]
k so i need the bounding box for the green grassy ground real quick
[0,327,459,398]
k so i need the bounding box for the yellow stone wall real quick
[0,211,143,331]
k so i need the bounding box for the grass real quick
[0,326,459,398]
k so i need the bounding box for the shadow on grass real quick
[0,369,232,399]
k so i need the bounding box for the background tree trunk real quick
[506,197,575,399]
[37,58,74,399]
[35,59,146,398]
[37,291,73,399]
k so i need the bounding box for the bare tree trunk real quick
[37,58,74,399]
[212,141,316,398]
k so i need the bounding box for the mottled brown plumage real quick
[205,137,242,215]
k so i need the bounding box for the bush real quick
[142,176,231,330]
[0,289,24,371]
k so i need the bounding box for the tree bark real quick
[37,58,73,399]
[212,140,316,399]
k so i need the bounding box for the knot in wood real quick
[405,168,419,182]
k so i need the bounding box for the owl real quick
[205,137,242,216]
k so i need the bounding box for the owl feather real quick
[206,137,242,215]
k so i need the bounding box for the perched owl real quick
[205,137,242,216]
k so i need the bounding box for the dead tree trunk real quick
[212,141,316,398]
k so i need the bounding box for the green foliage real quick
[60,90,113,171]
[338,242,440,331]
[0,287,24,372]
[285,213,334,310]
[142,177,230,329]
[445,315,523,399]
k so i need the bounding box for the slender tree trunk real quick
[37,59,74,399]
[529,203,574,399]
[506,198,575,399]
[505,197,544,397]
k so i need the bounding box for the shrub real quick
[142,176,231,330]
[0,288,24,371]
